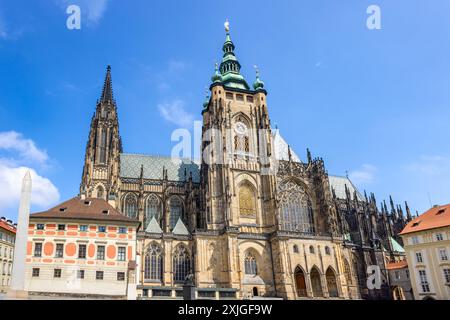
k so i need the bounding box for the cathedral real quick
[79,22,412,300]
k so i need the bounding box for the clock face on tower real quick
[234,122,248,135]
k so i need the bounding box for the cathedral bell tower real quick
[80,65,122,204]
[199,20,277,232]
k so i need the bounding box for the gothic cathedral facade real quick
[79,26,412,300]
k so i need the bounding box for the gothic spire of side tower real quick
[80,65,122,204]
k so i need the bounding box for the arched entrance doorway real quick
[326,267,339,298]
[294,267,307,297]
[392,286,405,300]
[310,267,323,297]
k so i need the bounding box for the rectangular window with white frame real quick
[78,244,87,259]
[435,233,444,241]
[415,252,423,263]
[34,243,42,257]
[118,247,126,261]
[97,245,105,260]
[418,270,430,293]
[443,269,450,284]
[55,243,64,258]
[439,248,448,261]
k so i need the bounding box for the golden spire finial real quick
[224,18,230,32]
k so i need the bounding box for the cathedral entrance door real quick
[294,267,307,297]
[326,268,339,297]
[310,267,323,297]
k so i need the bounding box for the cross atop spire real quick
[100,65,114,103]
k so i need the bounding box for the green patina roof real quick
[218,31,250,90]
[389,237,405,253]
[120,153,200,183]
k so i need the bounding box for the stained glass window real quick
[173,245,190,283]
[124,194,138,219]
[145,194,162,228]
[169,197,183,230]
[278,180,315,234]
[144,244,163,281]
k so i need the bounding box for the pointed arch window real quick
[244,252,257,275]
[239,183,256,216]
[144,244,163,281]
[173,245,190,283]
[99,129,107,164]
[169,196,183,230]
[233,119,250,155]
[123,194,138,219]
[96,186,104,199]
[234,135,250,153]
[145,194,162,228]
[278,180,315,234]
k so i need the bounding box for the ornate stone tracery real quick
[278,180,315,234]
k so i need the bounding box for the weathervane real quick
[224,19,230,32]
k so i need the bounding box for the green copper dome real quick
[211,62,222,83]
[252,67,265,90]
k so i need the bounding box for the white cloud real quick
[57,0,109,25]
[404,155,450,176]
[158,100,196,128]
[0,131,48,164]
[349,164,377,186]
[0,131,60,217]
[0,163,60,213]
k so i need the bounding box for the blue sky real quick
[1,0,450,220]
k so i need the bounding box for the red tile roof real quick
[400,204,450,235]
[31,197,140,225]
[386,260,408,270]
[0,219,16,234]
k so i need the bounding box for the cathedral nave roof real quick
[119,153,200,183]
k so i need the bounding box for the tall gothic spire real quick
[100,65,114,103]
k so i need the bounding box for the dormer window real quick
[102,210,109,215]
[84,200,91,206]
[59,207,67,212]
[412,221,421,227]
